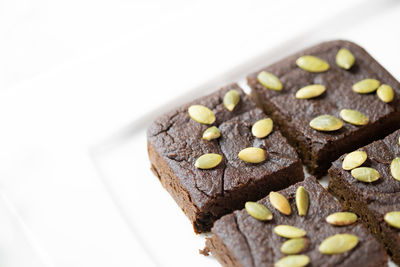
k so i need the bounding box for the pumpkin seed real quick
[270,191,291,215]
[384,211,400,229]
[202,126,221,141]
[257,71,283,91]
[309,115,343,131]
[245,201,273,221]
[296,186,309,216]
[319,234,358,254]
[391,157,400,181]
[326,212,357,226]
[336,48,355,70]
[280,238,310,255]
[223,89,240,111]
[252,118,273,138]
[296,55,330,72]
[352,79,380,94]
[340,109,369,126]
[238,147,266,163]
[377,84,394,103]
[295,84,326,99]
[188,105,215,124]
[351,167,380,182]
[274,255,310,267]
[274,225,306,238]
[342,151,367,170]
[195,153,222,169]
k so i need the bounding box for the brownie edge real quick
[147,84,303,233]
[205,232,242,267]
[328,129,400,265]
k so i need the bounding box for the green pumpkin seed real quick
[326,212,357,226]
[296,55,330,72]
[296,186,309,216]
[252,118,273,138]
[309,115,343,131]
[245,201,273,221]
[351,167,380,183]
[377,84,394,103]
[295,84,326,99]
[280,238,310,255]
[257,71,283,91]
[238,147,266,163]
[270,191,291,215]
[223,89,240,111]
[391,157,400,181]
[342,151,367,170]
[274,255,310,267]
[274,225,306,238]
[188,105,215,124]
[384,211,400,229]
[340,109,369,126]
[319,234,358,254]
[336,48,355,70]
[352,79,380,94]
[195,153,222,169]
[202,126,221,141]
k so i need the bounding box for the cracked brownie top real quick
[147,84,300,211]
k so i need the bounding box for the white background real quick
[1,0,400,266]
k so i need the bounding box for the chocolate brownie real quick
[248,40,400,177]
[206,176,387,267]
[329,129,400,264]
[147,84,303,233]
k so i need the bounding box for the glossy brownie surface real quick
[248,40,400,176]
[147,84,303,232]
[206,176,387,267]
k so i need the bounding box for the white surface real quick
[0,192,48,267]
[1,0,400,266]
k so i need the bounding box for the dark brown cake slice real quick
[206,176,387,267]
[329,129,400,264]
[248,40,400,177]
[147,84,303,233]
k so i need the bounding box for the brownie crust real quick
[248,40,400,177]
[147,84,303,233]
[206,176,388,267]
[328,129,400,264]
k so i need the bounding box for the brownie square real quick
[147,84,303,233]
[329,129,400,264]
[248,40,400,177]
[206,176,387,267]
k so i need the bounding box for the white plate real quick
[91,2,400,266]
